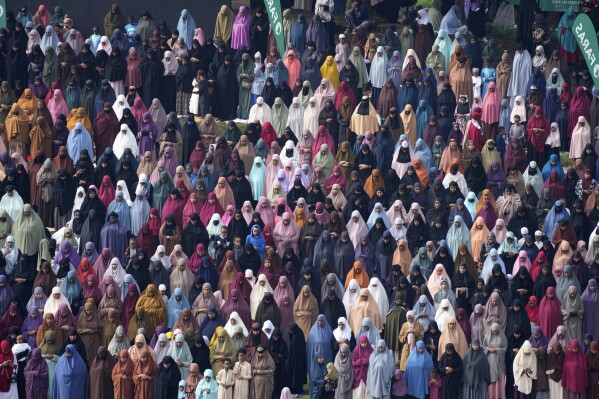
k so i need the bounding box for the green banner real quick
[0,0,5,29]
[538,0,578,11]
[574,13,599,90]
[505,0,577,11]
[263,0,285,58]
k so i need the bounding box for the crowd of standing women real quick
[0,0,598,399]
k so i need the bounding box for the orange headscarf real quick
[469,217,490,262]
[363,169,385,198]
[412,158,429,187]
[476,189,497,213]
[16,88,39,121]
[344,261,370,289]
[392,239,413,276]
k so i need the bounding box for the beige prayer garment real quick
[232,358,252,399]
[216,367,235,399]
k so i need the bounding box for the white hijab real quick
[224,311,249,337]
[43,287,70,315]
[249,274,273,319]
[72,187,86,219]
[113,124,138,159]
[151,245,172,270]
[112,95,130,120]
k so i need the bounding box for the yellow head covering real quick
[320,55,340,91]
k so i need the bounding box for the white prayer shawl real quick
[115,180,134,206]
[368,277,389,319]
[342,279,361,316]
[434,298,456,331]
[71,187,86,219]
[287,98,304,137]
[0,192,24,220]
[43,287,71,315]
[513,341,537,394]
[113,124,139,159]
[112,95,130,120]
[249,274,273,319]
[248,102,272,125]
[303,99,320,137]
[224,311,249,336]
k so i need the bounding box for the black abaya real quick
[216,57,238,120]
[181,115,201,164]
[152,356,181,399]
[438,346,463,399]
[181,215,210,256]
[140,50,164,109]
[282,322,307,394]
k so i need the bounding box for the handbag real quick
[241,81,252,90]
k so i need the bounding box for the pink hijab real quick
[264,154,283,195]
[511,250,532,275]
[256,196,275,229]
[131,97,147,126]
[193,28,205,45]
[182,193,203,228]
[284,50,301,89]
[311,126,336,160]
[272,212,300,254]
[47,89,69,123]
[481,82,501,124]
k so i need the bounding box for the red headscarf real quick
[352,336,374,388]
[262,226,276,248]
[559,83,570,102]
[199,193,225,226]
[525,296,538,323]
[260,122,278,147]
[0,340,13,392]
[466,108,484,150]
[538,286,562,340]
[188,243,207,274]
[183,193,203,228]
[542,170,565,200]
[122,284,140,331]
[97,175,115,210]
[457,308,471,343]
[562,339,589,393]
[230,273,253,304]
[76,258,95,285]
[335,81,356,110]
[325,165,347,193]
[311,126,336,159]
[148,208,162,236]
[189,141,206,173]
[529,251,548,281]
[526,106,550,152]
[136,223,157,255]
[568,86,590,137]
[582,168,594,191]
[0,305,23,338]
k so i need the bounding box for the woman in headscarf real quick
[512,340,537,399]
[74,300,102,365]
[404,340,433,399]
[536,287,562,342]
[52,344,87,399]
[214,5,235,44]
[166,334,193,380]
[24,347,49,399]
